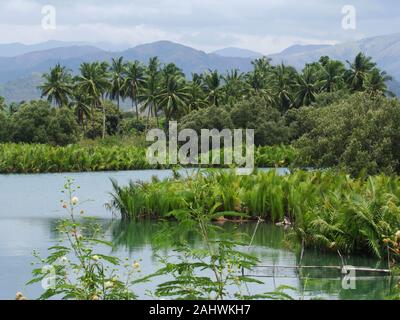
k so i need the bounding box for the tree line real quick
[1,52,400,175]
[34,52,392,137]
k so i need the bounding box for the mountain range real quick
[0,33,400,102]
[212,47,263,59]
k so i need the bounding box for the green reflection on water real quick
[48,219,398,300]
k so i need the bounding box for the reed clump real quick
[109,170,400,258]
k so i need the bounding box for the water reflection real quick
[106,220,397,300]
[0,217,396,300]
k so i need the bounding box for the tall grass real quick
[109,170,400,258]
[0,143,157,173]
[0,143,296,173]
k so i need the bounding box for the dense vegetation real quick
[294,93,400,175]
[0,52,397,174]
[0,143,295,173]
[0,144,152,173]
[109,170,400,259]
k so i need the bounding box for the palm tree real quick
[345,52,376,92]
[68,88,92,133]
[139,57,161,127]
[40,63,72,107]
[222,69,245,104]
[76,62,110,138]
[203,70,222,106]
[109,57,126,109]
[245,71,275,104]
[124,61,145,120]
[162,63,185,80]
[185,76,208,113]
[320,60,346,92]
[295,68,321,107]
[364,69,394,96]
[272,64,296,111]
[157,75,190,122]
[246,57,272,95]
[251,57,272,75]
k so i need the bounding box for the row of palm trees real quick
[39,53,392,137]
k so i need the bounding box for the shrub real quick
[179,105,233,132]
[0,111,10,142]
[86,101,122,139]
[48,107,80,146]
[179,98,291,147]
[285,107,318,141]
[230,97,290,146]
[119,116,154,135]
[311,89,351,108]
[295,93,400,175]
[9,101,79,145]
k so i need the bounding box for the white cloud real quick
[0,0,398,53]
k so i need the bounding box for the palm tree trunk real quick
[154,103,159,127]
[146,107,151,131]
[101,101,106,139]
[132,98,139,121]
[79,110,85,133]
[91,106,95,128]
[135,98,139,121]
[83,116,87,135]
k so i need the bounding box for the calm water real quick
[0,170,395,300]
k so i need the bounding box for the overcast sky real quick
[0,0,399,54]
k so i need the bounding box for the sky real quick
[0,0,399,54]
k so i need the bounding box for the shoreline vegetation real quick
[109,169,400,260]
[0,143,297,173]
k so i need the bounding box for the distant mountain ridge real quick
[212,47,263,59]
[269,33,400,80]
[0,41,253,84]
[0,34,400,102]
[278,44,331,56]
[0,40,96,57]
[0,40,130,57]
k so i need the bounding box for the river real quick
[0,170,395,300]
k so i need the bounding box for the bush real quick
[10,101,79,145]
[295,93,400,175]
[48,107,80,146]
[230,97,290,146]
[179,98,290,147]
[284,107,317,141]
[119,116,152,135]
[179,105,233,132]
[85,101,122,139]
[311,89,351,108]
[0,112,10,142]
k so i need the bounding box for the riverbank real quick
[0,143,297,173]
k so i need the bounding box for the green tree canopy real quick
[9,101,79,145]
[295,93,400,175]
